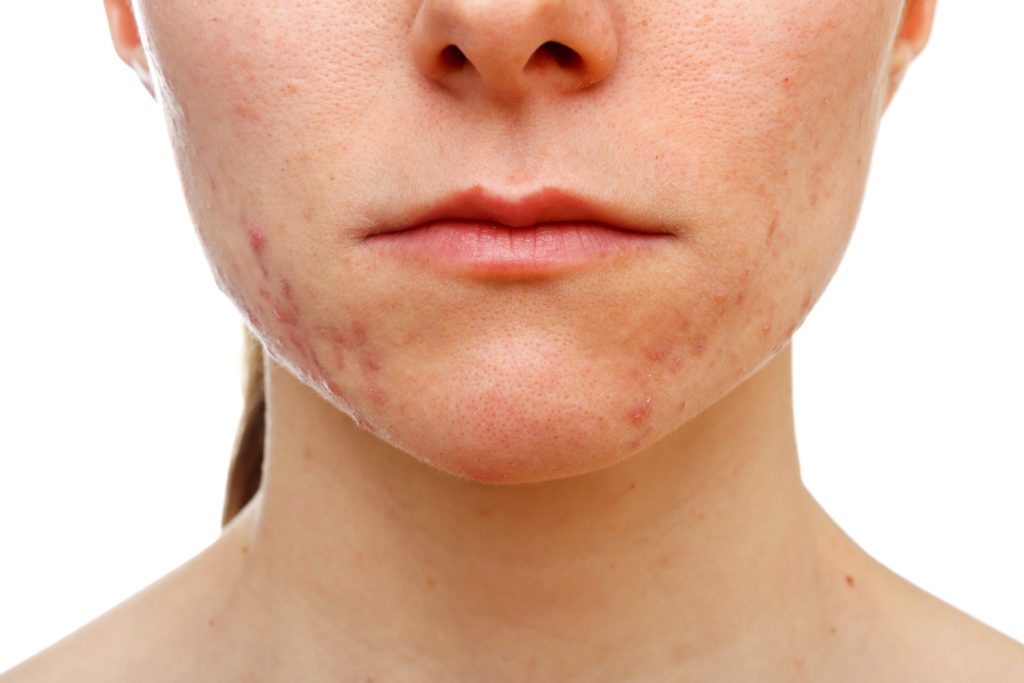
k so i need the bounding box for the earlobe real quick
[886,0,937,106]
[102,0,154,97]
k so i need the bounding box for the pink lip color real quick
[365,187,672,276]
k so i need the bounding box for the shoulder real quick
[0,519,253,683]
[836,562,1024,682]
[894,579,1024,681]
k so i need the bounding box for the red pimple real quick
[630,396,653,427]
[766,214,779,242]
[246,222,267,255]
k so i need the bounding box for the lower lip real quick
[367,221,671,275]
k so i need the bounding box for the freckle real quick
[630,482,637,490]
[630,396,653,427]
[696,512,706,521]
[240,545,249,554]
[247,222,266,255]
[845,574,855,588]
[476,508,491,518]
[426,577,436,588]
[208,618,216,627]
[829,626,837,635]
[793,658,804,668]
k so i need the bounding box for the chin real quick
[349,364,679,484]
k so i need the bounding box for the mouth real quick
[364,186,674,277]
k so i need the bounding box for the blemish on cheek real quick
[691,336,708,357]
[367,384,388,407]
[232,102,260,122]
[273,301,299,325]
[629,396,653,427]
[678,398,687,412]
[766,214,779,243]
[246,222,266,255]
[645,342,673,363]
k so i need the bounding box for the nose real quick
[410,0,619,100]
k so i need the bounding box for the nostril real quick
[536,41,583,70]
[440,44,468,69]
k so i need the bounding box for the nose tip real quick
[410,0,619,99]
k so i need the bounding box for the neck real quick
[227,346,841,680]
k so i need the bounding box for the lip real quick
[364,187,674,276]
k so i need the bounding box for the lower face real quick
[137,0,900,482]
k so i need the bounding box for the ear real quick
[103,0,155,97]
[886,0,937,106]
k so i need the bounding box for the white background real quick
[1,2,1021,671]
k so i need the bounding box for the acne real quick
[629,395,653,428]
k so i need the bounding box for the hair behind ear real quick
[222,328,266,527]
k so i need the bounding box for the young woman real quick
[5,0,1024,680]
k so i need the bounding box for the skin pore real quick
[6,0,1024,680]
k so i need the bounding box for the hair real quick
[221,328,266,527]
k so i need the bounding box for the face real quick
[126,0,911,482]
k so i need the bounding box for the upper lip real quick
[367,186,669,237]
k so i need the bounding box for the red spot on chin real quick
[630,396,653,427]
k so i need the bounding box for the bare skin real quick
[6,349,1024,681]
[5,0,1024,680]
